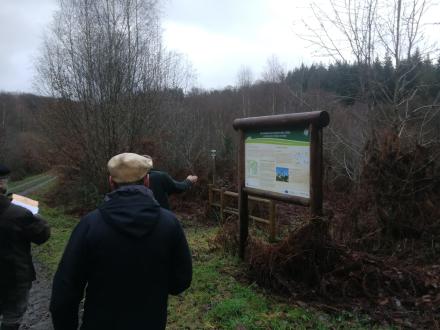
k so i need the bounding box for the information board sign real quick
[245,130,310,198]
[233,111,329,258]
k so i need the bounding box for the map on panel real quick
[245,130,310,198]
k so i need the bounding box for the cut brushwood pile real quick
[338,132,440,260]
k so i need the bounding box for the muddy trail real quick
[21,263,53,330]
[9,175,56,196]
[11,175,57,329]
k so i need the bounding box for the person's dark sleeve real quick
[163,172,192,195]
[21,213,51,245]
[50,219,89,330]
[169,219,192,295]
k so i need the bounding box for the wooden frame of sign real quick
[233,111,330,259]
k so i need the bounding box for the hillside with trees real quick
[1,0,439,327]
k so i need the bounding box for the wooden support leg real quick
[208,184,213,208]
[269,201,276,242]
[239,188,249,260]
[220,188,225,223]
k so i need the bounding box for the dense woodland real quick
[0,93,52,178]
[2,52,439,186]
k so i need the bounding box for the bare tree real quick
[302,0,439,126]
[262,55,285,114]
[262,55,285,84]
[236,65,253,117]
[300,0,440,181]
[36,0,190,192]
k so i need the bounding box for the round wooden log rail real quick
[233,110,330,131]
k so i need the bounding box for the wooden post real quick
[239,188,249,259]
[208,184,213,208]
[238,130,249,259]
[269,201,276,242]
[220,187,225,223]
[310,124,323,217]
[212,154,216,184]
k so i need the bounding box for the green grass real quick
[24,179,79,273]
[167,226,379,330]
[33,204,78,273]
[29,185,383,329]
[8,173,54,194]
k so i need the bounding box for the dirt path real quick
[16,176,57,197]
[21,263,53,330]
[12,176,57,329]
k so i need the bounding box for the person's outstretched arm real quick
[164,172,198,195]
[50,219,89,330]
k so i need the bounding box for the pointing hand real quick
[186,175,198,184]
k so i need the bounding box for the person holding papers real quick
[0,165,50,330]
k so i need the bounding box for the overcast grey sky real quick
[0,0,57,93]
[162,0,316,89]
[0,0,438,93]
[0,0,316,93]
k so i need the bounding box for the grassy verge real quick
[167,226,378,330]
[33,204,78,273]
[23,179,78,273]
[8,173,54,194]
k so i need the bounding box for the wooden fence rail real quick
[208,184,277,241]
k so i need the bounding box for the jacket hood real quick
[98,185,160,238]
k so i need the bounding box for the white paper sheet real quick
[11,194,39,215]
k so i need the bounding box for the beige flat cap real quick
[108,153,153,183]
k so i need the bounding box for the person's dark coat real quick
[149,170,192,209]
[0,194,50,287]
[50,185,192,330]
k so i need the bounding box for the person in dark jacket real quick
[50,153,192,330]
[0,165,51,330]
[143,155,198,210]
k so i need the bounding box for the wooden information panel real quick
[245,129,310,199]
[233,111,330,258]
